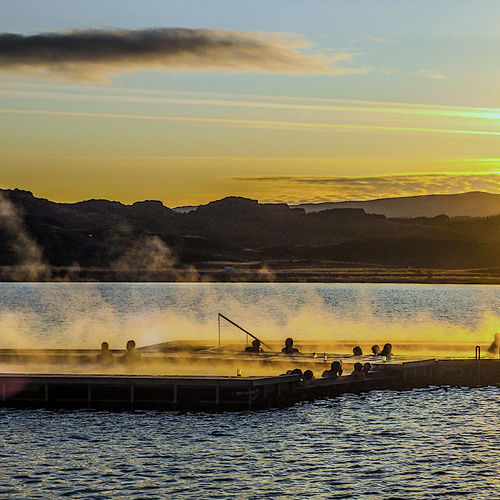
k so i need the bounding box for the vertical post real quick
[218,314,221,348]
[475,346,481,386]
[248,382,253,408]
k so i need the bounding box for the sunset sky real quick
[0,0,498,206]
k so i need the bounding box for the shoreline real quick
[2,264,500,284]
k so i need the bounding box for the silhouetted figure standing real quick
[245,339,263,353]
[97,342,114,365]
[122,339,142,364]
[282,337,299,354]
[322,360,343,379]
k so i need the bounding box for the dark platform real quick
[1,359,498,411]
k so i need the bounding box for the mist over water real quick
[0,282,498,356]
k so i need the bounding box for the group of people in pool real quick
[282,359,372,383]
[245,337,393,359]
[96,340,142,364]
[244,337,300,353]
[352,343,393,358]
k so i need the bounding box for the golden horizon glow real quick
[0,8,498,207]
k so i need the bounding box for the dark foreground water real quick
[1,386,498,499]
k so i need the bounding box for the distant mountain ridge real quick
[293,192,500,218]
[1,188,500,276]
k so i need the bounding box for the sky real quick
[0,0,499,206]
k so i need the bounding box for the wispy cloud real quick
[1,108,498,136]
[230,173,500,203]
[418,69,447,80]
[1,87,498,120]
[0,28,367,80]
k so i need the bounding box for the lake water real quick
[0,387,498,499]
[0,283,499,498]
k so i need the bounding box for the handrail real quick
[218,313,274,351]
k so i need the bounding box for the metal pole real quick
[218,313,274,351]
[475,346,481,385]
[218,314,221,348]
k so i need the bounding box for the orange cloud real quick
[231,173,500,203]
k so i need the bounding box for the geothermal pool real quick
[0,283,499,356]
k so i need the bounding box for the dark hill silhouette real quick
[294,192,500,218]
[1,188,499,277]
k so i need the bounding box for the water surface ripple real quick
[1,386,498,499]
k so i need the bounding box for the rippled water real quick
[1,284,499,498]
[1,386,498,499]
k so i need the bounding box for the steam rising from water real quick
[0,193,51,281]
[0,283,498,358]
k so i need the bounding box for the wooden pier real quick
[0,359,498,410]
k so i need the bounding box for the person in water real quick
[379,343,393,357]
[282,337,299,354]
[322,360,343,379]
[303,369,315,383]
[362,362,372,376]
[487,333,500,356]
[97,341,114,364]
[351,362,364,378]
[122,339,142,363]
[245,339,263,353]
[371,345,381,355]
[352,346,363,356]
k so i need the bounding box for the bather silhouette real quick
[96,341,114,364]
[245,339,263,353]
[352,346,363,356]
[281,337,299,354]
[322,360,343,379]
[121,339,142,363]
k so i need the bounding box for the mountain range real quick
[293,192,500,218]
[1,188,499,280]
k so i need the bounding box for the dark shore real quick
[5,262,498,284]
